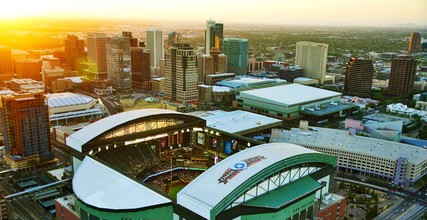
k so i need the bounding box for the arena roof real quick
[47,92,94,108]
[279,127,427,164]
[177,143,323,219]
[66,109,184,152]
[73,156,170,210]
[188,110,281,135]
[239,84,342,107]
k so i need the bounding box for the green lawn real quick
[168,183,187,200]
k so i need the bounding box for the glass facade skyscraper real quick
[205,20,223,55]
[222,38,248,75]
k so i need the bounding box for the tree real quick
[339,181,346,190]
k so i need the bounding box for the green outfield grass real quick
[167,181,187,200]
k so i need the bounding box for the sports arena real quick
[63,109,340,220]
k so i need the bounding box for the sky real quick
[1,0,426,26]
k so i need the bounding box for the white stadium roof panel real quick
[177,143,320,219]
[73,156,170,210]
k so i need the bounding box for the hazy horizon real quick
[1,0,426,27]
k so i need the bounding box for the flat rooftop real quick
[216,77,284,88]
[47,92,94,108]
[300,103,355,116]
[278,127,427,165]
[239,84,342,107]
[55,195,80,218]
[187,110,281,135]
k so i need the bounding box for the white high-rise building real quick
[295,41,328,84]
[165,44,198,103]
[146,28,164,75]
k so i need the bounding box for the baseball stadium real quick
[62,109,341,220]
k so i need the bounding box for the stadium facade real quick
[61,109,341,220]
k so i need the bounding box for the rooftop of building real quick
[319,193,345,211]
[239,84,342,107]
[206,73,235,77]
[363,113,411,124]
[47,92,94,108]
[55,195,79,217]
[63,77,83,84]
[10,78,40,84]
[151,77,164,81]
[53,122,91,135]
[224,38,248,42]
[187,110,282,134]
[278,127,427,164]
[216,76,285,89]
[0,89,15,95]
[296,41,328,46]
[293,77,316,82]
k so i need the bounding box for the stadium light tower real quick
[170,145,173,192]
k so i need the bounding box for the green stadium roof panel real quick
[243,175,321,209]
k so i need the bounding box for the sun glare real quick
[0,1,55,19]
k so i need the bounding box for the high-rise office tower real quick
[344,58,374,98]
[205,20,224,55]
[106,35,131,89]
[131,47,151,90]
[222,38,248,75]
[168,31,182,47]
[164,44,198,103]
[197,47,227,84]
[65,35,85,71]
[408,32,422,54]
[0,46,14,74]
[295,41,328,84]
[0,92,53,170]
[146,28,164,75]
[388,56,417,97]
[87,33,108,80]
[122,31,138,47]
[15,59,41,80]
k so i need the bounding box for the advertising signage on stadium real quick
[211,138,217,148]
[224,139,238,155]
[218,156,266,184]
[197,132,205,145]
